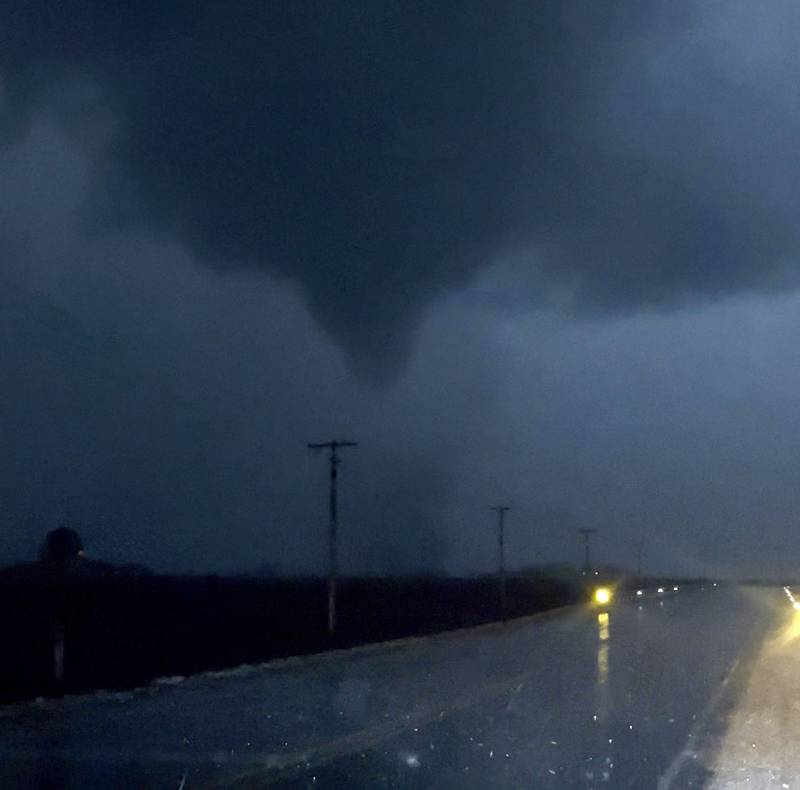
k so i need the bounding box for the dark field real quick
[0,574,585,704]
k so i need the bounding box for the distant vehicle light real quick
[636,590,643,596]
[594,587,612,605]
[713,582,717,587]
[673,586,678,592]
[657,587,664,594]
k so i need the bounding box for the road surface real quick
[0,585,790,788]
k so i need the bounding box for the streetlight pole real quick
[490,506,510,620]
[307,440,358,634]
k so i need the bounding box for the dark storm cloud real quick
[5,103,800,578]
[6,1,800,580]
[4,1,800,378]
[0,102,498,573]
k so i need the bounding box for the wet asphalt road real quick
[0,585,780,788]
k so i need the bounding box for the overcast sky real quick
[2,2,800,578]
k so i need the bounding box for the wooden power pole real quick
[578,528,597,574]
[490,506,511,620]
[308,440,358,634]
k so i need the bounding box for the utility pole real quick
[578,528,597,575]
[490,506,510,620]
[634,539,645,579]
[701,539,709,581]
[307,440,358,634]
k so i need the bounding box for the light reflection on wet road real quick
[0,586,780,788]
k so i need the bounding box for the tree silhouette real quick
[39,526,84,574]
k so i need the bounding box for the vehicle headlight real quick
[594,587,612,605]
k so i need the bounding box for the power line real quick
[307,440,358,634]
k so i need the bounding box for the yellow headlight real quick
[594,587,611,605]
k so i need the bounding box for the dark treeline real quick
[0,572,582,704]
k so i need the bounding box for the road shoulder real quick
[706,595,800,788]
